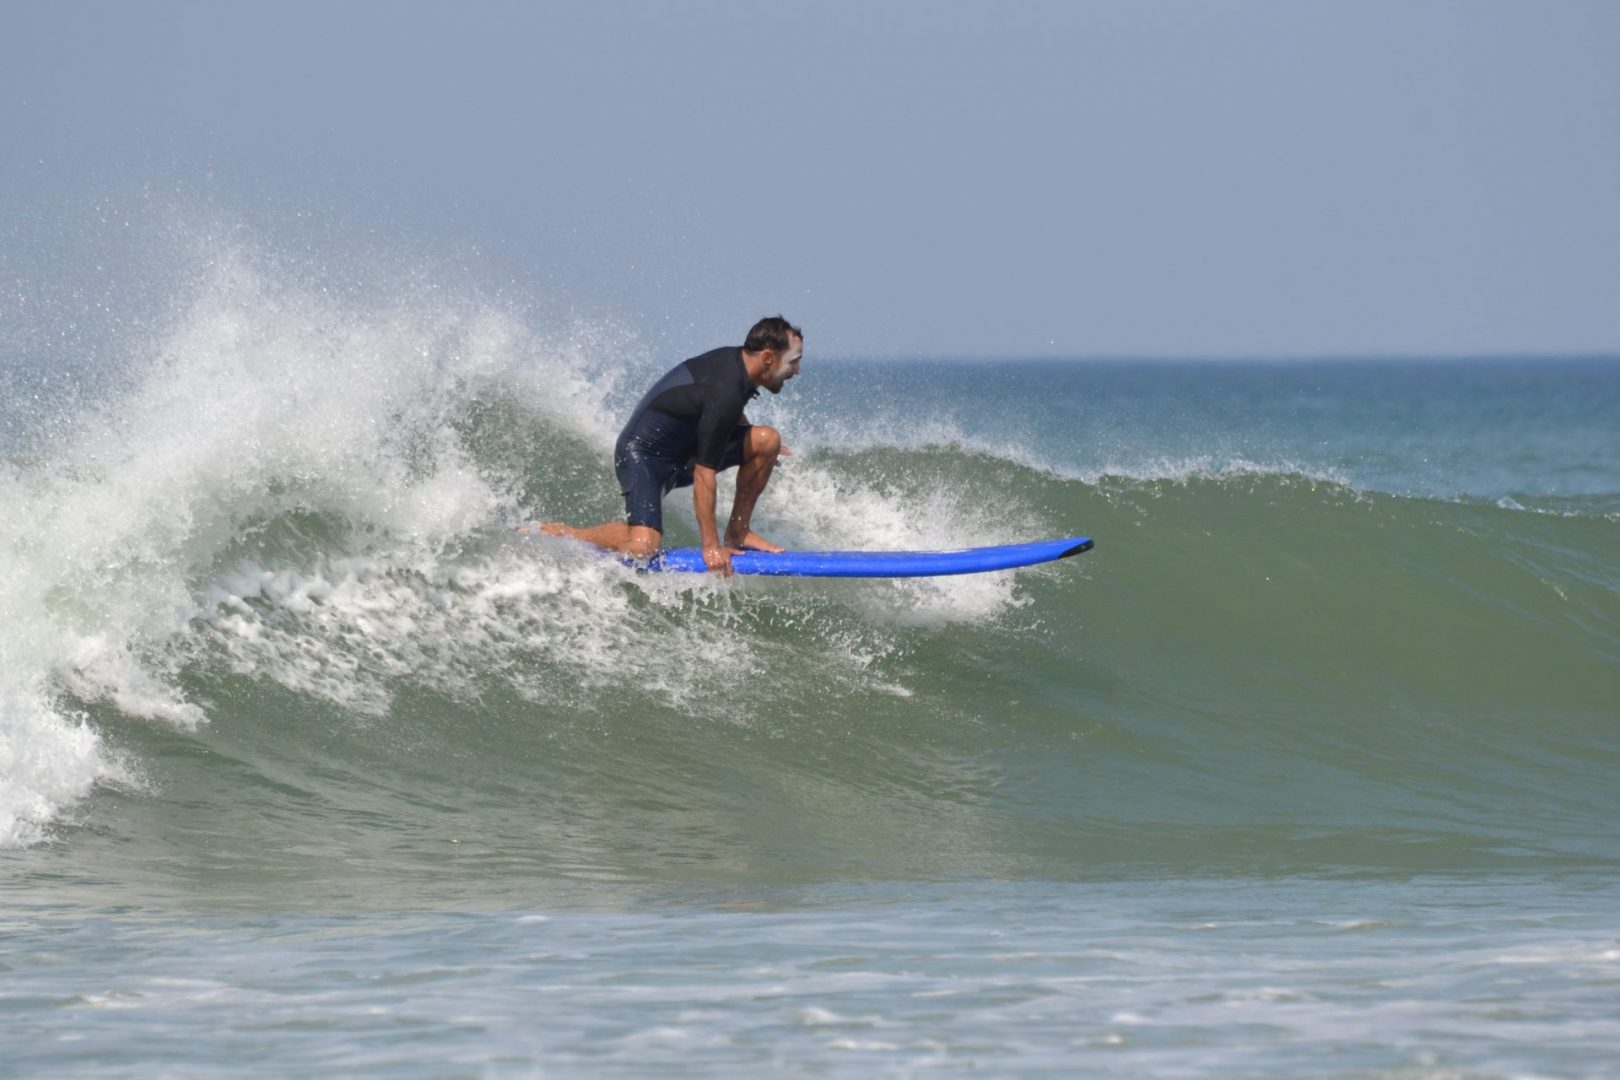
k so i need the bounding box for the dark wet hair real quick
[743,315,802,355]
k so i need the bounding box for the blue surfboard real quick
[644,536,1093,578]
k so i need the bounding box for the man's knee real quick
[625,526,661,560]
[747,425,781,461]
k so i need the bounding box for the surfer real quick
[531,316,803,575]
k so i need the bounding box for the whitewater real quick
[3,229,1619,1076]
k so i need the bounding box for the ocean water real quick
[2,239,1619,1077]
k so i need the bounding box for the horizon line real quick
[804,352,1620,365]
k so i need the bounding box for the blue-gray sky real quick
[5,0,1619,359]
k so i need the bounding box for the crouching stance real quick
[534,316,803,575]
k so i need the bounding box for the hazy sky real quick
[5,1,1619,359]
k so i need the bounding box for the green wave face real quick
[34,452,1615,908]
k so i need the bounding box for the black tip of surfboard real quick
[1059,538,1094,559]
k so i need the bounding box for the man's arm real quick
[691,464,733,575]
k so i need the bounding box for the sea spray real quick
[0,240,622,844]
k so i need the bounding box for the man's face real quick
[763,335,803,394]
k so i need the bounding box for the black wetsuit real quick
[615,346,759,532]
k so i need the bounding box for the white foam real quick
[0,678,137,847]
[0,241,625,845]
[199,544,766,716]
[743,457,1032,627]
[799,1006,847,1026]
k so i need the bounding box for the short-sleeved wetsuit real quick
[615,346,759,533]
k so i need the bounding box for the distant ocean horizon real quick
[815,352,1620,362]
[3,239,1617,1075]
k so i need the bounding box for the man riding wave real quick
[534,316,803,576]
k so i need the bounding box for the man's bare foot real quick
[724,529,784,553]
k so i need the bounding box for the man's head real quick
[743,315,803,395]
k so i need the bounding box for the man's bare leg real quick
[724,426,784,552]
[524,521,661,559]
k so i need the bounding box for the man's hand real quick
[693,465,739,575]
[702,543,740,576]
